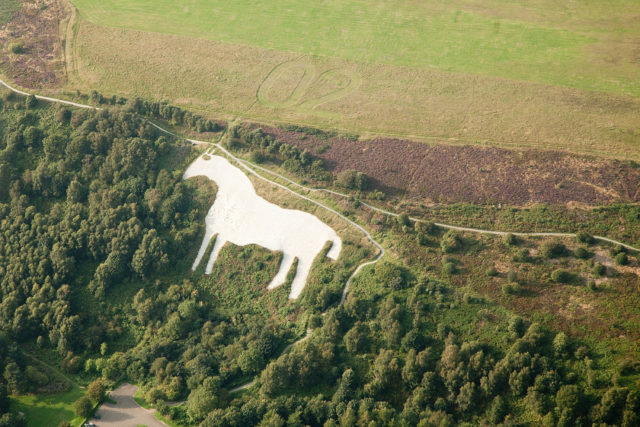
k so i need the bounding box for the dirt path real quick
[95,383,167,427]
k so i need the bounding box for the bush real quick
[503,233,517,246]
[502,282,521,295]
[25,95,37,109]
[442,262,457,275]
[512,248,531,262]
[540,240,567,259]
[416,221,437,235]
[551,269,572,283]
[615,252,628,266]
[397,213,411,228]
[592,263,606,277]
[576,232,595,244]
[486,266,498,277]
[507,270,518,283]
[441,230,462,253]
[8,41,25,54]
[587,281,597,291]
[337,169,369,190]
[249,150,265,164]
[574,247,590,259]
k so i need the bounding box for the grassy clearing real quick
[0,0,19,26]
[70,23,640,160]
[11,386,85,427]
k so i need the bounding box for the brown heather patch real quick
[0,0,66,88]
[251,124,640,206]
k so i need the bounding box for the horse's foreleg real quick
[192,229,216,271]
[268,253,295,291]
[204,235,227,274]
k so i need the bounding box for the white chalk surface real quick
[184,154,341,299]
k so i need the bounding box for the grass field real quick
[11,386,85,427]
[55,0,640,159]
[70,0,640,97]
[0,0,19,26]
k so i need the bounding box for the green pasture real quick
[0,0,19,26]
[11,386,85,427]
[70,0,640,97]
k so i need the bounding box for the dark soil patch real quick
[0,0,66,88]
[250,124,640,206]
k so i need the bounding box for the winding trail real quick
[4,78,639,393]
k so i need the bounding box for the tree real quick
[344,323,368,353]
[0,413,26,427]
[86,379,105,403]
[3,363,25,395]
[74,396,93,418]
[333,369,355,402]
[488,395,507,423]
[187,377,220,422]
[131,229,168,278]
[555,385,583,417]
[0,383,9,414]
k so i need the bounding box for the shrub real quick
[540,240,567,259]
[442,262,457,275]
[615,252,628,266]
[249,150,265,164]
[416,233,429,246]
[502,282,521,295]
[576,231,595,244]
[397,213,411,227]
[587,281,597,291]
[609,245,625,256]
[507,270,518,283]
[503,233,517,246]
[337,169,369,190]
[512,248,531,262]
[416,221,437,234]
[8,41,25,54]
[441,230,462,253]
[486,266,498,277]
[592,263,606,277]
[25,95,37,109]
[574,247,590,259]
[551,269,572,283]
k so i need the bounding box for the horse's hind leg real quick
[268,253,295,291]
[289,255,314,300]
[204,235,227,274]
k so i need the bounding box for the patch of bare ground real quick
[251,124,640,206]
[0,0,66,88]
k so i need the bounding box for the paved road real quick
[94,383,167,427]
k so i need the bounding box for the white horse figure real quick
[183,153,342,299]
